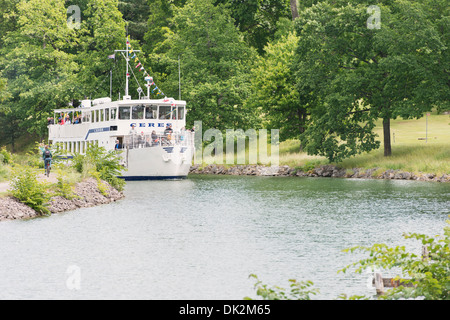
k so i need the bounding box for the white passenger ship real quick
[48,41,194,180]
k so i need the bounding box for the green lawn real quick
[279,114,450,176]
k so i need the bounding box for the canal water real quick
[0,175,448,300]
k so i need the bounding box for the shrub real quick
[72,144,125,191]
[340,217,450,300]
[89,170,109,197]
[8,166,51,215]
[54,169,79,200]
[244,274,319,300]
[0,147,12,164]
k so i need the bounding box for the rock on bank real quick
[0,178,124,222]
[189,164,450,182]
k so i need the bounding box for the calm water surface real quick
[0,175,449,300]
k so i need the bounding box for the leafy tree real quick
[0,77,9,103]
[75,0,126,100]
[0,0,79,142]
[154,0,259,131]
[118,0,150,43]
[215,0,292,53]
[247,29,308,144]
[143,0,187,55]
[0,111,22,152]
[293,0,448,162]
[0,0,20,49]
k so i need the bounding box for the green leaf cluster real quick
[340,217,450,300]
[290,0,449,161]
[72,144,125,191]
[8,166,51,215]
[245,273,319,300]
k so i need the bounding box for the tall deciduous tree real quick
[215,0,292,53]
[143,0,187,55]
[294,0,448,162]
[118,0,150,43]
[75,0,126,100]
[247,29,307,144]
[154,0,258,131]
[0,0,79,141]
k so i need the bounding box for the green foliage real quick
[149,0,259,132]
[72,144,125,191]
[75,0,126,99]
[245,274,319,300]
[89,169,109,197]
[0,77,10,104]
[8,166,51,215]
[0,0,79,139]
[118,0,150,43]
[215,0,292,53]
[54,168,78,200]
[0,146,12,164]
[246,29,305,141]
[340,218,450,300]
[292,0,448,162]
[296,159,324,172]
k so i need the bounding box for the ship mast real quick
[114,37,140,101]
[125,37,130,100]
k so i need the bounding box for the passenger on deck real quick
[151,130,158,146]
[164,124,173,145]
[180,127,186,142]
[129,124,137,135]
[138,132,145,148]
[164,124,173,135]
[129,124,137,148]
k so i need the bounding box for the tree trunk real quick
[297,107,306,152]
[383,117,392,157]
[290,0,299,20]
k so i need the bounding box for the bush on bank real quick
[247,218,450,300]
[9,166,51,216]
[72,144,126,192]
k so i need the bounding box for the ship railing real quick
[121,132,194,150]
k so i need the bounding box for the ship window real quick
[91,111,95,123]
[132,105,144,119]
[119,106,131,120]
[159,106,172,120]
[171,106,177,120]
[145,105,157,119]
[111,107,117,120]
[95,110,100,122]
[105,108,110,121]
[100,109,104,122]
[178,107,185,120]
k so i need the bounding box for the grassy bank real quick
[279,114,450,176]
[198,114,449,176]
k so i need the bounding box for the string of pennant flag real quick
[125,37,166,98]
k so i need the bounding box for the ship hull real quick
[120,144,193,181]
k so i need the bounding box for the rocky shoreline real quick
[189,164,450,183]
[0,178,124,222]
